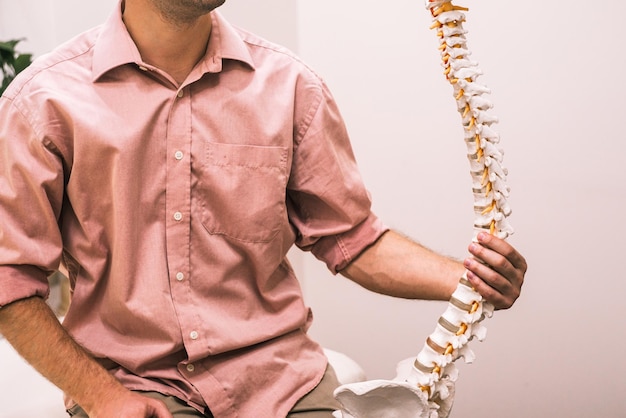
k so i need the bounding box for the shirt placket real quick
[165,86,203,365]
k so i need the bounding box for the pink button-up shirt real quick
[0,5,386,417]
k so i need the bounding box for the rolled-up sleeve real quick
[309,212,386,274]
[0,96,65,308]
[287,79,387,273]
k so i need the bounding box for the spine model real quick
[333,2,513,417]
[405,0,514,409]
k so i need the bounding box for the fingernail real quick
[464,258,472,268]
[477,232,487,242]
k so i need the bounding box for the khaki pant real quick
[67,365,341,418]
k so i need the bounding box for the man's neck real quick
[122,0,213,84]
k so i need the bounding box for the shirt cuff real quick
[311,212,388,274]
[0,265,50,308]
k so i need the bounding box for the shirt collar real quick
[92,2,255,82]
[204,11,256,73]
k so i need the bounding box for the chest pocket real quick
[201,142,289,243]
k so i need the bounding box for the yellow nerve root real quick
[432,2,469,17]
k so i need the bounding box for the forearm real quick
[341,230,465,300]
[0,296,128,413]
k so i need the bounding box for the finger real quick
[463,255,514,300]
[465,236,524,309]
[475,232,528,274]
[468,235,525,291]
[464,268,512,310]
[149,400,174,418]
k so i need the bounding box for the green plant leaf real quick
[0,39,24,52]
[0,49,15,64]
[1,76,14,95]
[14,54,33,74]
[0,38,32,96]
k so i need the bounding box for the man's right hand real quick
[87,391,173,418]
[0,297,173,418]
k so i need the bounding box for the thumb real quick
[148,399,174,418]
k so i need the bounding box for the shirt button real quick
[190,331,199,340]
[174,151,184,160]
[175,272,184,281]
[177,90,184,98]
[173,212,183,221]
[186,364,195,372]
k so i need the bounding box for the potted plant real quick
[0,39,32,95]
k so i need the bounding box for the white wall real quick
[1,1,625,417]
[220,0,298,52]
[296,1,626,417]
[0,0,117,57]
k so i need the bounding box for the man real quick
[0,0,527,417]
